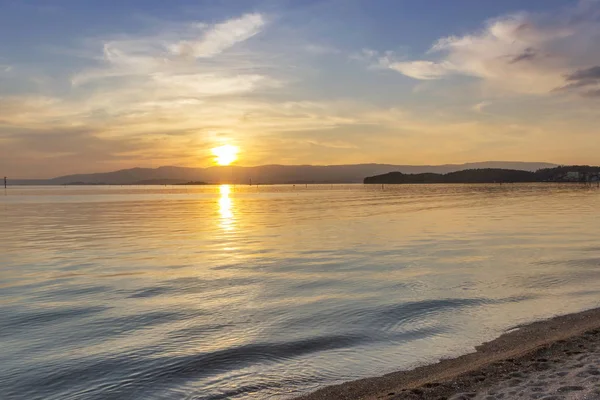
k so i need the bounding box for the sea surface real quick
[1,184,600,400]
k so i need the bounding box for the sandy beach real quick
[298,307,600,400]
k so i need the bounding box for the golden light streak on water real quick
[218,184,234,231]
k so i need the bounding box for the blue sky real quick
[1,0,599,177]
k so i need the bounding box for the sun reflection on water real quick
[218,185,234,230]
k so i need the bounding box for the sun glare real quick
[212,145,239,166]
[218,184,233,229]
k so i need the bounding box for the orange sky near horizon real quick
[2,2,600,179]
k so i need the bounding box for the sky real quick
[1,0,600,178]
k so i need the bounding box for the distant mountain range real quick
[9,162,557,185]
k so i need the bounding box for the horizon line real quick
[5,160,562,181]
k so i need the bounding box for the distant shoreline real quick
[4,162,557,185]
[6,181,599,187]
[296,306,600,400]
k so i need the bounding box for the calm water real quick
[1,184,600,399]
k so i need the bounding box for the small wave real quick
[6,334,368,400]
[0,306,108,338]
[127,286,173,298]
[534,257,600,268]
[31,284,112,301]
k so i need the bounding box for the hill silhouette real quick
[9,162,555,185]
[364,166,600,184]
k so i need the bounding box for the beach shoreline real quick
[297,306,600,400]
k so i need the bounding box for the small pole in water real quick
[3,176,6,189]
[382,184,384,190]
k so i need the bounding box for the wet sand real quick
[297,307,600,400]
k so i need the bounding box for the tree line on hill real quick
[364,166,600,184]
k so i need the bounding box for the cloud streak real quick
[171,13,266,58]
[382,2,600,96]
[58,13,281,128]
[560,66,600,96]
[72,13,269,86]
[384,60,458,80]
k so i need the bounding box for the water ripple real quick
[1,184,600,399]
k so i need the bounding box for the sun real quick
[211,144,239,166]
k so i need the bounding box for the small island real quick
[364,166,600,184]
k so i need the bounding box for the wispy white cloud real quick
[384,60,458,80]
[306,139,358,149]
[382,2,600,96]
[169,13,266,58]
[53,12,285,128]
[72,13,269,86]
